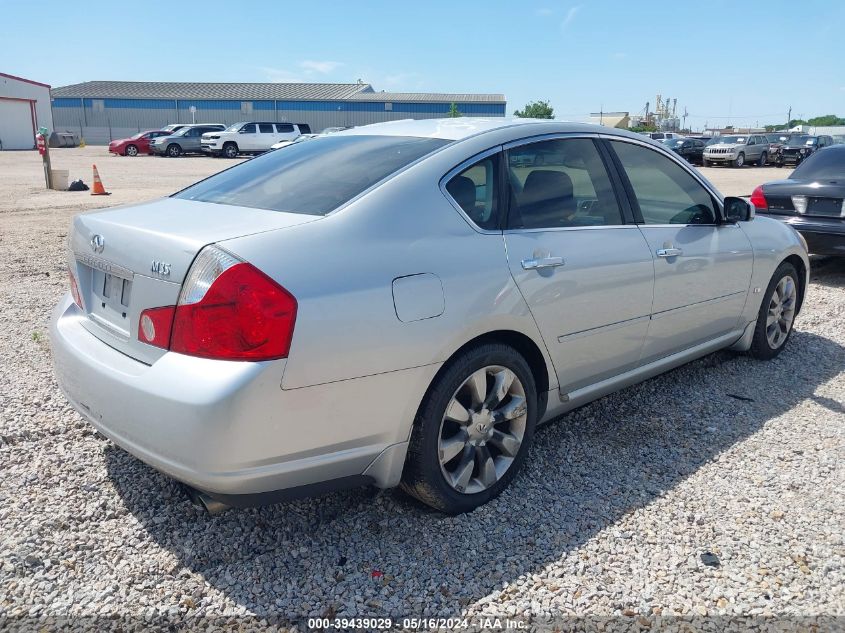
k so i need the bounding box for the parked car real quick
[150,124,226,157]
[831,135,845,145]
[270,133,317,150]
[321,126,351,134]
[646,132,684,140]
[775,135,834,167]
[107,130,171,156]
[702,134,770,167]
[751,145,845,255]
[159,123,223,134]
[52,119,808,515]
[202,122,312,158]
[662,137,705,164]
[765,133,794,163]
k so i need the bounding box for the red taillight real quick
[138,305,175,349]
[137,246,297,361]
[170,262,297,361]
[68,268,84,309]
[750,185,767,210]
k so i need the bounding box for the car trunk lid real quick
[68,197,320,364]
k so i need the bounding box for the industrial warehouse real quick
[49,80,507,144]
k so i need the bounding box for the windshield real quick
[791,149,844,180]
[225,122,246,132]
[130,132,146,140]
[718,136,746,144]
[662,139,685,147]
[785,136,816,147]
[174,135,450,215]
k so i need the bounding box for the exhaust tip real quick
[183,485,230,515]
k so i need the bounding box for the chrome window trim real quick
[600,133,726,226]
[503,224,636,235]
[438,144,504,235]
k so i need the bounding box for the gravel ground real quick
[1,148,843,628]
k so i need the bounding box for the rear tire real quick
[400,343,538,514]
[166,143,182,158]
[223,142,239,158]
[748,262,799,360]
[758,151,767,167]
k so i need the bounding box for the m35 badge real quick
[150,261,171,277]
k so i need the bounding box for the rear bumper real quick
[757,212,845,256]
[50,295,431,500]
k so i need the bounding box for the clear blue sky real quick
[3,0,842,130]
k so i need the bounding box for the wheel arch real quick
[411,329,552,432]
[783,253,807,314]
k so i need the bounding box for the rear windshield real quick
[791,149,845,180]
[174,135,449,215]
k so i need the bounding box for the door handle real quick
[521,256,565,270]
[656,247,683,258]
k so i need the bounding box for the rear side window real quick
[175,135,449,215]
[259,123,275,133]
[610,141,717,225]
[506,138,623,229]
[297,124,312,134]
[445,154,499,230]
[276,123,294,133]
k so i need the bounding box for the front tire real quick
[702,158,712,167]
[733,152,745,168]
[748,262,799,360]
[166,143,182,158]
[223,142,239,158]
[125,144,138,157]
[401,343,538,514]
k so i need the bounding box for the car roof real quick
[337,117,650,143]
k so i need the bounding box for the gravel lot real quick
[1,148,843,627]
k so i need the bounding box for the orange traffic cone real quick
[91,164,111,196]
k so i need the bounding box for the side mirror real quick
[723,197,755,223]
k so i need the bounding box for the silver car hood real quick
[70,197,321,283]
[707,143,741,150]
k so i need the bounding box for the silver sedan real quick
[51,119,809,514]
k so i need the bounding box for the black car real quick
[661,137,705,164]
[752,145,845,256]
[774,134,834,167]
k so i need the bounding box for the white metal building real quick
[51,81,506,144]
[0,72,53,150]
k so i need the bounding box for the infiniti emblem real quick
[90,234,105,254]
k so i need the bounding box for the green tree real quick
[807,114,845,126]
[448,102,461,118]
[629,124,657,133]
[514,100,554,119]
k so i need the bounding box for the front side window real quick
[175,135,448,215]
[445,154,499,230]
[610,141,717,225]
[240,123,257,134]
[506,138,623,229]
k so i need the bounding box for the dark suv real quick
[775,135,835,167]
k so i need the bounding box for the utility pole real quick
[787,106,792,130]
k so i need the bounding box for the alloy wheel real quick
[766,275,797,349]
[438,365,527,494]
[126,145,138,157]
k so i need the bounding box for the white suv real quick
[201,122,312,158]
